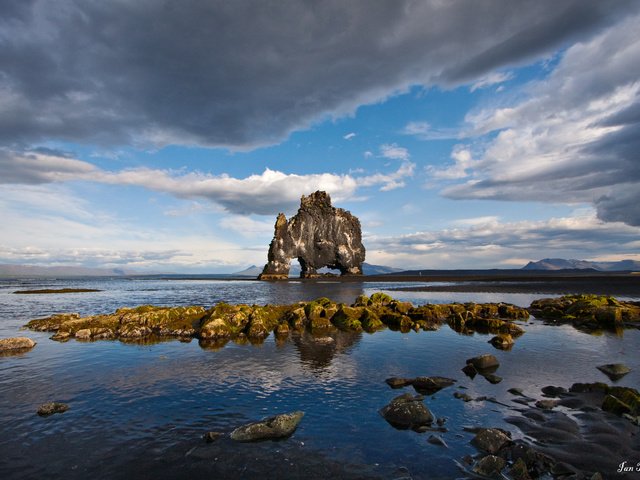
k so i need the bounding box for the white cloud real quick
[427,146,476,180]
[437,15,640,226]
[0,147,416,214]
[219,215,275,238]
[343,132,356,140]
[469,71,514,92]
[366,211,640,269]
[401,121,460,140]
[379,143,410,161]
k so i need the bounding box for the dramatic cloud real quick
[366,212,640,269]
[0,148,413,215]
[433,14,640,226]
[0,0,634,149]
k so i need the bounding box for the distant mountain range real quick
[232,262,402,277]
[522,258,640,271]
[0,264,137,277]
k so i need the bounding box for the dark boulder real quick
[380,393,434,430]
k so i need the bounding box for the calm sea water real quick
[1,278,639,479]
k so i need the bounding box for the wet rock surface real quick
[0,336,36,354]
[379,393,434,430]
[384,376,456,395]
[230,411,304,442]
[37,402,69,416]
[25,294,530,345]
[258,191,365,278]
[597,363,631,381]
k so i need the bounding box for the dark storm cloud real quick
[0,0,635,149]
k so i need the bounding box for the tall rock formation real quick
[258,191,365,279]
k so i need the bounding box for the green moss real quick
[360,308,385,332]
[353,294,371,307]
[381,311,414,330]
[331,306,363,331]
[608,386,640,415]
[370,292,393,306]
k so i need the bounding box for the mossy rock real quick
[361,308,385,332]
[331,306,363,331]
[352,294,371,307]
[381,311,414,330]
[594,306,623,325]
[285,306,307,329]
[25,313,81,331]
[200,318,234,339]
[608,386,640,415]
[370,292,393,306]
[275,322,290,336]
[389,300,412,314]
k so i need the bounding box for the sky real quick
[1,0,640,273]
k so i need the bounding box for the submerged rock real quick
[230,411,304,442]
[0,337,36,354]
[37,402,69,416]
[258,191,365,278]
[380,393,434,430]
[597,363,631,381]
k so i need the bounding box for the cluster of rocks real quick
[24,293,530,346]
[529,294,640,330]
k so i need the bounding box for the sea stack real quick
[258,191,365,279]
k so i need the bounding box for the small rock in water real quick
[203,431,223,443]
[380,393,434,430]
[453,392,473,402]
[541,385,567,397]
[466,354,499,371]
[0,337,36,353]
[489,334,514,350]
[230,411,304,442]
[411,376,456,394]
[37,402,69,416]
[461,364,477,379]
[508,387,524,396]
[471,428,511,454]
[484,374,502,384]
[385,377,413,389]
[596,363,631,381]
[473,455,506,476]
[535,399,558,410]
[427,434,447,447]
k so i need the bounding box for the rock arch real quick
[258,191,365,279]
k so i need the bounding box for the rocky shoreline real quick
[22,294,640,349]
[24,292,531,346]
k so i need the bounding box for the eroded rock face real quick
[258,191,365,279]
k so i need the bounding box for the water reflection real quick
[1,278,640,479]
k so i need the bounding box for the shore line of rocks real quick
[3,293,637,355]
